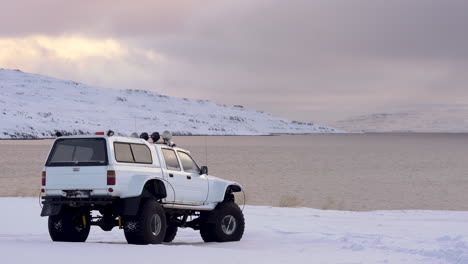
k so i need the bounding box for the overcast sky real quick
[1,0,467,124]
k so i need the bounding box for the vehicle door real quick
[160,148,188,204]
[176,151,209,205]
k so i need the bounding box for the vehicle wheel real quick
[48,209,90,242]
[123,200,167,245]
[200,223,216,242]
[199,201,245,242]
[163,225,178,242]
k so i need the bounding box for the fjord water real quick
[1,134,467,210]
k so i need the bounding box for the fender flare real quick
[116,179,167,216]
[141,179,167,200]
[222,184,243,202]
[226,184,242,193]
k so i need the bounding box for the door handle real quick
[186,175,192,180]
[169,173,174,177]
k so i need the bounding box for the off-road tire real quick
[199,201,245,242]
[163,225,178,242]
[123,199,167,245]
[48,209,91,242]
[200,224,216,242]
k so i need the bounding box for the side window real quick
[114,142,153,164]
[131,144,152,164]
[177,151,199,173]
[114,143,134,163]
[162,149,181,171]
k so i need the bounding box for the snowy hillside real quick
[0,69,339,138]
[335,105,468,133]
[3,198,468,264]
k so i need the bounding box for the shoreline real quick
[2,131,468,140]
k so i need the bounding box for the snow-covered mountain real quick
[335,105,468,132]
[0,69,339,138]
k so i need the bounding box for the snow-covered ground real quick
[1,198,468,264]
[335,104,468,133]
[0,69,339,138]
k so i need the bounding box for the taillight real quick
[107,170,116,185]
[41,171,46,186]
[95,132,105,135]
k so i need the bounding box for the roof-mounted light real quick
[162,131,172,141]
[151,132,160,143]
[162,131,176,147]
[140,132,149,141]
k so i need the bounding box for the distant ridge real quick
[0,69,340,138]
[335,105,468,133]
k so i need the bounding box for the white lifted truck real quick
[41,131,245,244]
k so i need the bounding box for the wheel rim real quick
[151,214,162,236]
[221,215,237,235]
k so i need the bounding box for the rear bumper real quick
[44,188,109,197]
[42,195,116,206]
[41,196,116,217]
[41,195,141,217]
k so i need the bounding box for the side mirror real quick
[200,166,208,175]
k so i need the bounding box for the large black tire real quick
[199,201,245,242]
[48,209,91,242]
[163,225,178,243]
[200,224,216,242]
[123,200,167,245]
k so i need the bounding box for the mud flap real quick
[115,197,141,216]
[41,204,62,217]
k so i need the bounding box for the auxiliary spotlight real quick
[151,132,160,143]
[140,132,149,141]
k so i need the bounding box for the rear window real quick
[46,138,108,167]
[114,142,153,164]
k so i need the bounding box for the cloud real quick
[0,35,167,90]
[0,35,126,60]
[0,0,218,37]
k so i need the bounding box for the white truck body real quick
[43,135,242,211]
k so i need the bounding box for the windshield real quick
[46,138,108,167]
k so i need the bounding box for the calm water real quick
[1,134,468,210]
